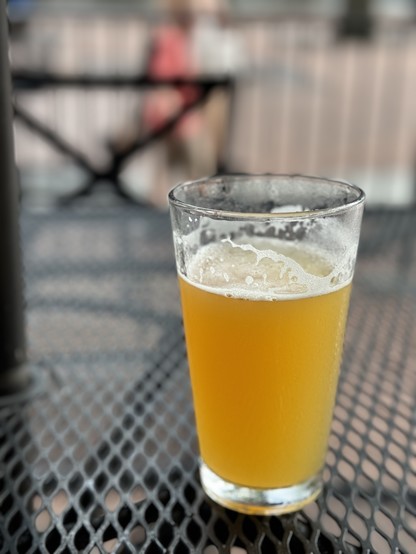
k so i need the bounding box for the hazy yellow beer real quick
[169,175,365,514]
[179,241,351,489]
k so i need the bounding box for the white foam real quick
[182,237,353,301]
[270,204,305,213]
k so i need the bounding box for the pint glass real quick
[169,175,365,514]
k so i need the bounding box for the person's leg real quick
[186,130,217,179]
[149,139,171,209]
[203,88,230,168]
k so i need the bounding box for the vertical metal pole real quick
[0,0,28,393]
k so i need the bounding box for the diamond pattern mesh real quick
[1,207,415,553]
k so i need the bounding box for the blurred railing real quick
[9,9,416,208]
[229,16,416,208]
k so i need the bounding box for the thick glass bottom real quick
[200,461,322,515]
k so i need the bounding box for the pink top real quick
[142,26,202,139]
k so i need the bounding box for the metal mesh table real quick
[1,206,415,553]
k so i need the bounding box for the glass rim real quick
[168,173,366,219]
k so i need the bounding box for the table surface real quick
[1,205,415,554]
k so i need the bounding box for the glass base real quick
[200,461,322,515]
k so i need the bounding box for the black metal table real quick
[0,206,415,554]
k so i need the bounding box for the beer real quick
[179,239,351,489]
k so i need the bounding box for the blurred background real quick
[7,0,416,210]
